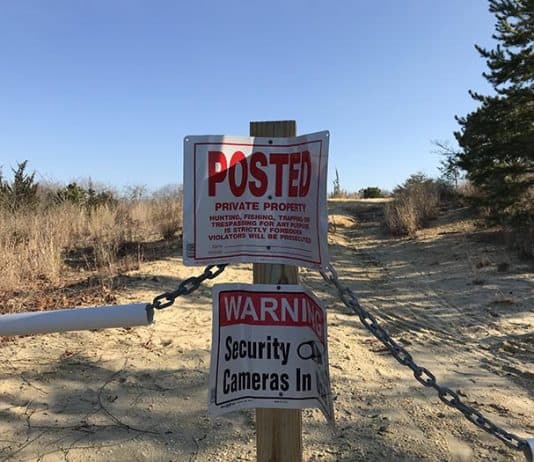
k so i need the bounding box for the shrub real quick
[0,161,39,212]
[362,187,383,199]
[384,173,440,236]
[384,195,419,236]
[54,181,117,209]
[56,182,88,204]
[152,185,183,240]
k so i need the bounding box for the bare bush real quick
[151,185,183,240]
[384,175,440,236]
[384,195,419,236]
[152,198,183,240]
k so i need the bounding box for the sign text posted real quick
[183,132,329,268]
[209,284,334,422]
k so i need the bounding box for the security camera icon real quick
[297,340,331,399]
[297,340,323,364]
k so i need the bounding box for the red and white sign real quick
[208,284,334,422]
[183,132,329,268]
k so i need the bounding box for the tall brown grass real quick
[151,197,183,240]
[0,197,183,292]
[384,181,440,236]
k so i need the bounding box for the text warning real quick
[183,131,329,268]
[208,284,334,422]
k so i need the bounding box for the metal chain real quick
[150,264,227,310]
[320,263,531,459]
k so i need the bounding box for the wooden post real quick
[250,120,303,462]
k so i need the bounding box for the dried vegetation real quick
[0,165,183,299]
[384,174,441,236]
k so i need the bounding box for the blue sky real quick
[0,1,495,193]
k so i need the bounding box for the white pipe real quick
[0,303,153,337]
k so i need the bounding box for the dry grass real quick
[0,197,183,293]
[384,182,440,236]
[151,197,183,240]
[329,189,361,199]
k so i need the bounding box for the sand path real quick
[1,199,532,461]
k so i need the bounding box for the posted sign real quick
[183,131,329,269]
[208,284,334,422]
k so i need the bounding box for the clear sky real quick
[0,1,496,193]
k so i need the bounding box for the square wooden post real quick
[250,120,303,462]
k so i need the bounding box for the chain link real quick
[320,263,530,457]
[150,264,227,310]
[144,261,532,459]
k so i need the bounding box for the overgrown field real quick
[1,162,531,317]
[0,198,182,297]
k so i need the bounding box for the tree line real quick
[0,161,117,213]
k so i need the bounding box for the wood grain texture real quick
[250,120,302,462]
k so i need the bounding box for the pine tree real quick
[1,161,39,212]
[454,0,533,224]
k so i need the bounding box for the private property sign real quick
[183,131,329,268]
[208,284,334,422]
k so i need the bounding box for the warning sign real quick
[183,131,329,269]
[208,284,334,422]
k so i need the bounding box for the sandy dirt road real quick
[1,199,532,461]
